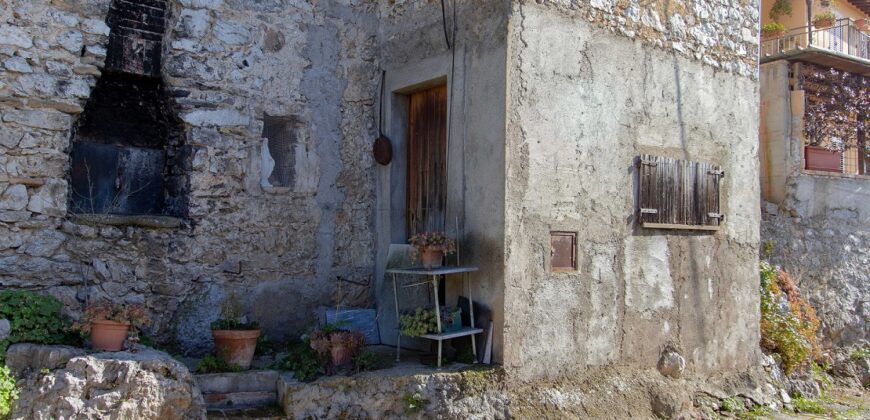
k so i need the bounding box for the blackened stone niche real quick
[69,0,188,218]
[69,73,188,217]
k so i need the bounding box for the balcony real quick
[761,18,870,76]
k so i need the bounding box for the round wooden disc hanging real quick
[373,70,392,165]
[373,134,392,165]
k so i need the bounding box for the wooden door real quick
[407,85,448,236]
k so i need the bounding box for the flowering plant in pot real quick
[813,12,836,29]
[408,232,457,269]
[761,22,787,39]
[73,302,150,351]
[309,324,365,367]
[210,294,260,370]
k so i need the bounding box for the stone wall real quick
[759,60,869,349]
[502,1,761,381]
[0,0,379,354]
[533,0,760,78]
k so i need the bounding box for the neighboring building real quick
[1,0,761,382]
[759,0,869,347]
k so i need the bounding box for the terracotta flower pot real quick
[420,248,444,269]
[856,19,869,31]
[805,146,842,172]
[90,319,131,351]
[331,345,354,366]
[212,329,261,370]
[814,18,836,29]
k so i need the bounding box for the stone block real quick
[26,178,67,216]
[182,109,250,127]
[3,109,71,131]
[0,184,29,211]
[195,370,279,394]
[326,308,380,345]
[5,344,86,378]
[0,26,33,48]
[4,56,33,73]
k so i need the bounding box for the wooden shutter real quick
[638,155,724,230]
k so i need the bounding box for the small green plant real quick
[721,397,743,413]
[0,365,17,420]
[211,293,258,330]
[769,0,793,22]
[792,396,829,415]
[352,349,381,373]
[402,392,427,414]
[196,354,242,373]
[762,240,775,259]
[849,346,869,361]
[738,405,771,420]
[279,341,326,382]
[812,362,833,391]
[0,290,76,363]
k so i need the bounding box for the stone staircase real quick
[195,370,281,413]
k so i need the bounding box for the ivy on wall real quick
[801,64,869,150]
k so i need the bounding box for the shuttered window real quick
[637,155,724,231]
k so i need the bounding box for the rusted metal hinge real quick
[640,208,659,214]
[708,213,725,221]
[640,159,658,166]
[707,169,725,177]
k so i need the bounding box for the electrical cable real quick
[440,0,451,50]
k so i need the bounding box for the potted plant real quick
[813,12,837,29]
[762,22,787,39]
[408,232,457,269]
[399,306,462,336]
[856,18,868,31]
[309,324,365,366]
[768,0,793,23]
[73,302,150,351]
[211,293,260,370]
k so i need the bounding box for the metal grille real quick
[262,116,299,188]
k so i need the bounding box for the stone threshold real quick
[70,213,183,229]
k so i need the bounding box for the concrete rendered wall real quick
[374,0,508,360]
[503,2,761,381]
[0,0,379,354]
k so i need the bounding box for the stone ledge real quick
[70,213,184,229]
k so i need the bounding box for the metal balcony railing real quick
[762,18,870,62]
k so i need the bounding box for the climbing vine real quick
[801,64,869,150]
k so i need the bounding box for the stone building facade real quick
[3,0,762,381]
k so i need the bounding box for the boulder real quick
[657,347,686,379]
[11,345,206,420]
[5,344,85,378]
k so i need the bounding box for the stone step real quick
[195,370,280,410]
[204,391,277,410]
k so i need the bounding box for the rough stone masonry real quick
[1,0,378,354]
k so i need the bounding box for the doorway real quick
[406,84,448,236]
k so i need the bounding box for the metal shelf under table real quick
[386,265,481,368]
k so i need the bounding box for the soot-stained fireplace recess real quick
[69,0,188,218]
